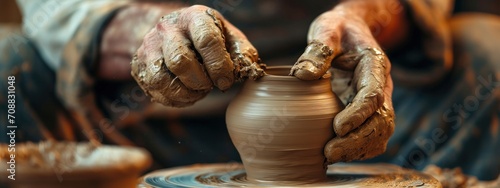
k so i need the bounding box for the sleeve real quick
[390,0,455,87]
[16,0,132,109]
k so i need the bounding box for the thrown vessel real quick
[226,66,344,184]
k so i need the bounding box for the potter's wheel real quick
[138,163,441,187]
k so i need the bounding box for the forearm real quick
[333,0,411,50]
[98,2,185,81]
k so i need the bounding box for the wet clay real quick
[139,163,442,187]
[131,6,264,107]
[0,141,95,170]
[226,66,344,183]
[321,47,394,165]
[290,41,334,80]
[423,165,500,188]
[0,141,151,188]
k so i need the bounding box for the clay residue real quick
[323,102,394,164]
[0,141,95,169]
[323,46,394,164]
[185,8,235,91]
[221,11,266,81]
[290,41,334,80]
[131,6,266,108]
[131,53,210,107]
[1,141,153,174]
[333,47,389,136]
[232,54,266,81]
[423,165,500,188]
[139,163,443,187]
[226,30,266,82]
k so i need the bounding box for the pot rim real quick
[263,65,331,80]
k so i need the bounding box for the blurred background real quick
[1,0,499,25]
[0,0,22,24]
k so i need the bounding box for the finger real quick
[291,41,335,80]
[154,71,210,107]
[324,100,395,164]
[223,20,265,80]
[334,48,390,136]
[131,27,163,86]
[156,18,213,91]
[181,6,235,90]
[290,12,342,80]
[131,29,208,107]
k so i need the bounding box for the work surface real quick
[138,163,441,187]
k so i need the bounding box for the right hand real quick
[131,5,264,107]
[290,6,395,164]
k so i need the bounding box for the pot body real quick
[226,66,343,183]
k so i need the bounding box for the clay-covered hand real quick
[290,10,395,163]
[131,5,264,107]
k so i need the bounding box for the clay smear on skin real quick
[290,41,334,80]
[131,7,265,107]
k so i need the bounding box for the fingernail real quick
[293,61,320,80]
[300,61,317,72]
[217,77,231,90]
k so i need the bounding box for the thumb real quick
[290,11,342,80]
[290,41,335,80]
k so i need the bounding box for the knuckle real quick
[166,54,189,73]
[192,5,221,17]
[130,55,143,75]
[186,5,222,18]
[187,4,210,11]
[155,21,169,32]
[160,11,181,24]
[196,33,221,50]
[142,29,160,47]
[374,87,384,100]
[241,45,258,60]
[314,11,335,27]
[383,57,391,72]
[372,112,395,138]
[143,28,157,40]
[367,88,384,108]
[130,53,141,66]
[149,74,206,107]
[156,21,181,34]
[141,34,162,56]
[134,46,146,62]
[146,66,171,88]
[185,5,223,22]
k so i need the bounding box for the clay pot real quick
[226,66,344,184]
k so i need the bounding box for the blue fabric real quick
[364,15,500,180]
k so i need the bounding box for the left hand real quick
[290,9,395,164]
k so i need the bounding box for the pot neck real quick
[241,66,333,95]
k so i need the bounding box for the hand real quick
[131,5,264,107]
[290,8,395,164]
